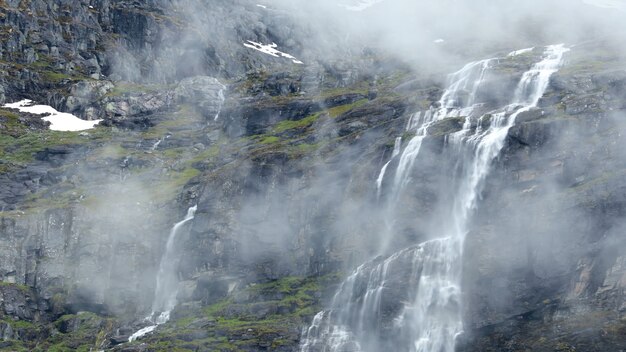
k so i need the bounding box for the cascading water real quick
[151,138,163,151]
[376,136,403,199]
[152,205,198,319]
[391,57,494,202]
[301,44,569,352]
[128,205,198,342]
[214,84,226,121]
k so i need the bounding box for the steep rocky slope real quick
[0,1,624,351]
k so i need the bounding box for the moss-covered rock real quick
[123,274,340,351]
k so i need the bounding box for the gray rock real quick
[174,76,226,119]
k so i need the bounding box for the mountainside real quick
[0,0,625,351]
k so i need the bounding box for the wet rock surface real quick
[460,41,626,351]
[0,2,624,352]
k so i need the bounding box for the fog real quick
[215,0,626,70]
[21,0,626,348]
[104,0,626,90]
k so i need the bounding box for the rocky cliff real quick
[0,0,625,351]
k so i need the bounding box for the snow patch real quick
[243,41,303,64]
[3,100,101,131]
[256,4,267,9]
[508,47,534,57]
[434,39,445,44]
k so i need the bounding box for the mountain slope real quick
[0,1,624,351]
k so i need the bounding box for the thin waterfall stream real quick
[128,205,198,342]
[214,83,226,121]
[300,44,569,352]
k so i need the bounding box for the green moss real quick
[327,99,368,118]
[54,312,101,327]
[30,56,53,69]
[0,341,30,352]
[250,276,310,294]
[0,126,112,168]
[203,298,233,317]
[379,70,412,89]
[144,274,343,351]
[259,136,280,144]
[141,105,204,140]
[162,147,189,159]
[46,344,76,352]
[19,184,84,213]
[0,282,30,292]
[273,113,320,133]
[41,71,75,83]
[288,142,322,157]
[231,85,402,160]
[43,313,113,351]
[96,144,127,159]
[152,167,201,202]
[189,145,220,163]
[174,316,196,328]
[555,342,576,351]
[0,311,114,352]
[0,109,29,139]
[178,167,201,180]
[271,338,291,348]
[234,71,269,94]
[317,87,369,99]
[0,316,36,330]
[0,108,20,120]
[105,82,172,97]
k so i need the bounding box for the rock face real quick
[0,0,312,117]
[458,45,626,351]
[174,76,226,118]
[0,1,624,351]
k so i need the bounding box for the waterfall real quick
[383,57,495,203]
[151,138,163,151]
[128,205,197,342]
[439,58,494,110]
[152,205,198,318]
[214,84,226,121]
[376,58,496,254]
[301,44,569,352]
[376,137,402,199]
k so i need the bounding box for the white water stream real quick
[376,136,403,199]
[128,205,197,342]
[214,85,226,121]
[301,44,569,352]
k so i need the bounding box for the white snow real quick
[256,4,267,9]
[434,39,445,44]
[3,100,101,131]
[243,41,303,64]
[508,47,534,57]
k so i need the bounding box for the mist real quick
[53,0,626,335]
[229,0,626,72]
[1,0,625,350]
